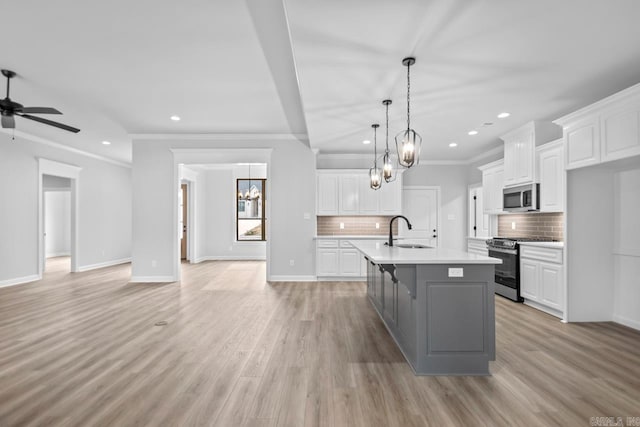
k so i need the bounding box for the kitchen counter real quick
[350,240,501,265]
[314,235,402,240]
[467,236,491,241]
[355,239,499,376]
[518,241,564,249]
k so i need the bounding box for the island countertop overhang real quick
[350,240,502,265]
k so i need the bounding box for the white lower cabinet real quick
[316,239,367,278]
[519,244,564,318]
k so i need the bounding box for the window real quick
[237,178,266,241]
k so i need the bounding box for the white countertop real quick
[467,236,491,241]
[518,241,564,249]
[350,240,502,265]
[315,235,402,240]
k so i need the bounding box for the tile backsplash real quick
[317,216,398,236]
[497,212,564,241]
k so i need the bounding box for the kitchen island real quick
[350,240,501,375]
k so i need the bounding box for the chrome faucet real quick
[388,215,412,247]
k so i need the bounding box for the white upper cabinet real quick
[339,175,359,214]
[479,159,504,214]
[537,139,565,212]
[501,121,562,187]
[316,170,402,216]
[317,174,339,215]
[555,82,640,170]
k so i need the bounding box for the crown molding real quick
[1,129,131,168]
[129,133,308,142]
[465,145,504,165]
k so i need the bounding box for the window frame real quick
[236,178,266,242]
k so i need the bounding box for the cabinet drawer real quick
[520,245,563,264]
[317,239,338,248]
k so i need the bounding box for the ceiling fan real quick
[1,69,80,133]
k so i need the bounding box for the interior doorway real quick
[43,175,72,272]
[401,186,440,247]
[180,183,188,260]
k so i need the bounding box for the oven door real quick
[488,247,518,288]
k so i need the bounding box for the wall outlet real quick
[228,246,233,251]
[375,223,380,229]
[447,214,455,220]
[151,260,157,268]
[511,221,516,230]
[448,268,464,277]
[289,259,295,266]
[339,222,345,229]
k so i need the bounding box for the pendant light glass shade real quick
[382,99,397,182]
[369,124,382,190]
[395,57,421,168]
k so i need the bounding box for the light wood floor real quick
[1,257,639,426]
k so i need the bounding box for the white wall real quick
[193,165,267,261]
[45,191,71,257]
[131,138,316,281]
[402,165,470,251]
[0,132,132,285]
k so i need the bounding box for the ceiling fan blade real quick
[1,114,16,129]
[20,107,62,114]
[17,113,80,133]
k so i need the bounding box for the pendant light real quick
[369,124,382,190]
[382,99,397,182]
[395,57,422,168]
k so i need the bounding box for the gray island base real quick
[350,241,501,376]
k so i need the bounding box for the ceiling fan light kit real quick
[1,69,80,133]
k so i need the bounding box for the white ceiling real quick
[3,0,640,164]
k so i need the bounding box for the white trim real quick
[613,314,640,331]
[193,256,266,263]
[466,145,504,165]
[523,300,563,320]
[0,274,41,288]
[132,133,307,142]
[39,158,81,276]
[129,276,177,283]
[268,275,317,282]
[317,277,365,282]
[1,128,131,168]
[76,258,131,272]
[46,252,71,258]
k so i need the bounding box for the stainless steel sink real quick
[394,243,432,249]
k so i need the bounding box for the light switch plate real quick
[448,268,464,277]
[447,214,455,220]
[303,212,310,220]
[340,222,345,229]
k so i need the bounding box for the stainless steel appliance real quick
[486,237,553,302]
[503,183,540,212]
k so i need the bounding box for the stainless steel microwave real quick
[503,183,539,212]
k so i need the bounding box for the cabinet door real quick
[317,249,339,276]
[520,259,539,301]
[339,249,361,276]
[540,262,563,311]
[503,140,517,186]
[358,175,379,214]
[317,174,339,215]
[601,107,640,162]
[383,271,397,327]
[539,146,565,212]
[339,175,359,214]
[378,176,402,214]
[565,118,600,170]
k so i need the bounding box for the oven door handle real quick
[488,247,518,255]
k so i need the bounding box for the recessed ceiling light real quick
[468,130,478,136]
[362,140,371,145]
[170,115,181,121]
[102,140,111,145]
[497,112,510,119]
[449,142,458,148]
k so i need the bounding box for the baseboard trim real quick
[268,275,317,282]
[129,275,177,283]
[77,257,131,272]
[0,274,41,288]
[613,314,640,331]
[46,252,70,258]
[317,276,366,282]
[523,300,563,319]
[193,256,266,263]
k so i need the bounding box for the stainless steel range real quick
[486,237,554,302]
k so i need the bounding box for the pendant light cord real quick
[406,62,411,131]
[385,102,390,151]
[373,125,378,166]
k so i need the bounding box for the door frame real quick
[401,185,441,246]
[38,158,82,276]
